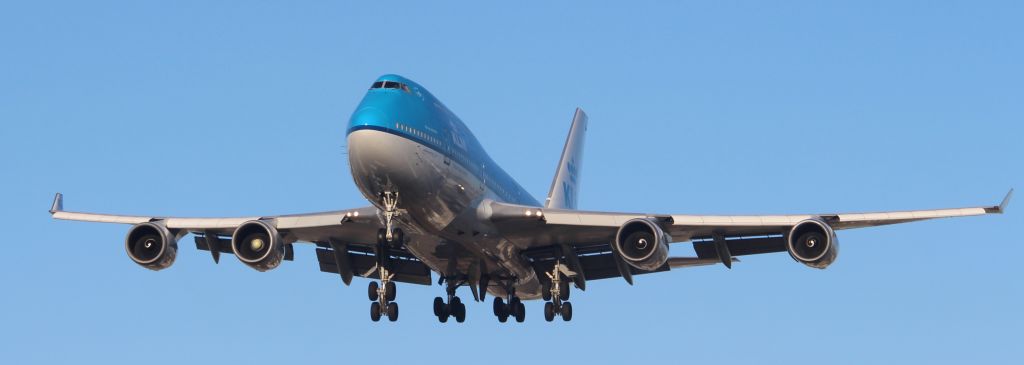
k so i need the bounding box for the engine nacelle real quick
[787,218,839,269]
[125,222,178,271]
[231,220,285,272]
[614,218,671,271]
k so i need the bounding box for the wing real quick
[483,190,1011,285]
[48,193,432,285]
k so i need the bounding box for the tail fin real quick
[545,108,588,210]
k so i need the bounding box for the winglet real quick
[987,189,1013,214]
[50,193,64,214]
[998,189,1013,213]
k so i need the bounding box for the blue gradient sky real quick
[2,1,1021,364]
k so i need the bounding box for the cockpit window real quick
[371,81,410,93]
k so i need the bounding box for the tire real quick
[385,281,397,302]
[370,302,382,322]
[434,297,445,317]
[542,281,552,301]
[455,303,466,323]
[492,297,504,316]
[387,302,399,322]
[392,228,404,246]
[439,312,449,323]
[544,302,555,322]
[559,280,570,301]
[451,296,462,307]
[377,229,387,245]
[498,312,508,323]
[509,296,521,309]
[561,302,572,321]
[514,302,526,323]
[368,281,379,301]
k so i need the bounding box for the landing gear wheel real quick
[376,229,387,245]
[385,281,397,302]
[542,281,552,301]
[559,280,570,301]
[368,281,379,301]
[560,302,572,321]
[370,302,382,322]
[451,296,462,309]
[387,302,399,322]
[438,310,449,323]
[514,302,526,323]
[498,311,508,323]
[544,302,555,322]
[391,228,404,246]
[454,302,466,323]
[434,297,445,317]
[493,297,504,316]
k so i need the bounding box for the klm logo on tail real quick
[561,158,579,208]
[546,109,587,210]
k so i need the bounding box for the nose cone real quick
[348,106,388,133]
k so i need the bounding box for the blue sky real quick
[1,1,1021,363]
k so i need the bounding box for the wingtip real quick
[999,188,1013,213]
[49,193,63,214]
[987,189,1013,214]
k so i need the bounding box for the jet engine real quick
[125,222,178,271]
[614,218,671,271]
[787,218,839,269]
[231,220,285,272]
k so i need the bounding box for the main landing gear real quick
[369,191,404,322]
[433,277,467,323]
[541,261,573,322]
[368,267,398,322]
[492,295,526,323]
[491,279,526,323]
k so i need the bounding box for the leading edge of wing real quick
[48,192,377,230]
[482,189,1011,232]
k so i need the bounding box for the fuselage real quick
[346,74,544,298]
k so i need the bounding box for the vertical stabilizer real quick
[545,108,587,210]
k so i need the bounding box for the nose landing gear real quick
[368,191,405,322]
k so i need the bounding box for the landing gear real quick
[434,277,467,323]
[368,191,404,322]
[368,267,399,322]
[543,261,573,322]
[492,286,525,323]
[378,191,403,245]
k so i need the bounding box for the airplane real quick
[50,74,1013,323]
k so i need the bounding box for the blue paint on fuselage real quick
[347,75,539,206]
